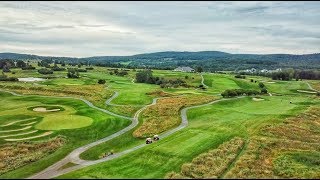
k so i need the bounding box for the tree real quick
[98,79,106,84]
[185,75,189,79]
[261,88,268,94]
[196,66,203,73]
[258,82,265,88]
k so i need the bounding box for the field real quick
[0,64,319,179]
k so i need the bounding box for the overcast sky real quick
[0,1,319,57]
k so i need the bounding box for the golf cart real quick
[146,137,153,144]
[153,135,160,141]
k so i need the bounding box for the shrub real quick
[0,77,18,81]
[51,66,66,71]
[221,89,260,98]
[21,66,36,70]
[261,88,268,94]
[38,68,53,74]
[235,74,246,79]
[85,67,94,70]
[258,82,265,88]
[98,79,106,84]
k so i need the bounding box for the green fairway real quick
[1,65,319,179]
[60,94,320,179]
[0,91,130,178]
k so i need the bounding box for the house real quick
[260,69,269,73]
[173,66,195,73]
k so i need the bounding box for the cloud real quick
[0,1,319,57]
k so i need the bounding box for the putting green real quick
[36,115,93,130]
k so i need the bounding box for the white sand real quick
[1,118,37,127]
[18,77,46,82]
[33,107,61,112]
[297,90,317,94]
[252,97,265,101]
[20,121,38,126]
[5,131,53,141]
[0,126,32,133]
[266,82,276,84]
[0,130,38,138]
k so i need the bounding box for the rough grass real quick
[0,136,66,175]
[225,107,320,179]
[0,92,130,178]
[133,95,217,138]
[60,95,319,179]
[0,83,113,109]
[166,137,245,179]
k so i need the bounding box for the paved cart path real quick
[0,89,241,179]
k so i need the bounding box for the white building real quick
[173,66,195,73]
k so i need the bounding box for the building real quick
[173,66,195,73]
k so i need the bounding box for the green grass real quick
[1,66,319,178]
[0,91,130,178]
[273,151,320,178]
[60,94,319,179]
[36,115,93,130]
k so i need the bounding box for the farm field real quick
[0,64,319,179]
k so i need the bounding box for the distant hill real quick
[1,51,320,71]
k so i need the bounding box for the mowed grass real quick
[36,115,93,130]
[60,94,318,179]
[0,92,130,178]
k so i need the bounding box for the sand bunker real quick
[5,131,53,141]
[18,77,46,82]
[266,82,276,84]
[33,107,61,112]
[252,97,265,101]
[0,126,32,133]
[1,118,37,127]
[0,130,38,138]
[297,90,317,94]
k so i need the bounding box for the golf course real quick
[0,63,319,179]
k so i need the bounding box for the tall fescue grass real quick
[133,95,217,138]
[0,136,66,175]
[0,84,112,108]
[166,137,245,179]
[225,107,320,178]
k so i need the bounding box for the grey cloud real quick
[0,1,319,57]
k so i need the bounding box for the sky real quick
[0,1,319,57]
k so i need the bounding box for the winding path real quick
[201,73,209,88]
[306,82,319,92]
[0,89,241,179]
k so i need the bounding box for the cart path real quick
[0,89,241,179]
[105,91,143,107]
[306,82,319,92]
[0,89,132,120]
[201,73,209,88]
[28,95,243,179]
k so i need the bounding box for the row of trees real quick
[135,70,190,88]
[0,72,18,81]
[221,89,260,98]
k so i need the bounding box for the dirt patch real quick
[33,107,61,112]
[252,97,265,101]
